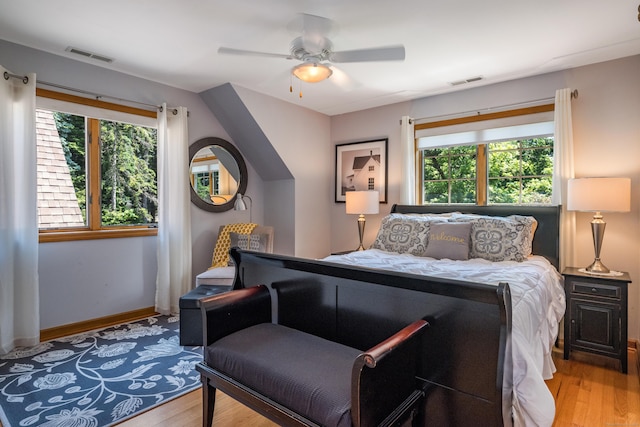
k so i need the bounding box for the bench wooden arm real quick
[352,319,429,426]
[199,285,272,347]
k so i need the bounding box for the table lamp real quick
[567,177,630,273]
[234,193,253,223]
[346,190,379,251]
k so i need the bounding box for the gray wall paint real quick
[231,86,332,259]
[330,56,640,340]
[199,84,293,181]
[3,38,639,340]
[264,179,296,255]
[0,39,268,329]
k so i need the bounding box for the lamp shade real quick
[234,193,247,210]
[346,191,379,215]
[292,62,332,83]
[567,177,631,212]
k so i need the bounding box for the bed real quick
[228,204,565,426]
[325,204,565,426]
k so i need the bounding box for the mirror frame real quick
[189,137,247,212]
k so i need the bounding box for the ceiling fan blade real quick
[330,45,406,63]
[218,47,292,60]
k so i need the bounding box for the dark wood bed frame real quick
[224,204,560,426]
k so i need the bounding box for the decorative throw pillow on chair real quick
[228,232,269,266]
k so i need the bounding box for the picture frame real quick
[335,138,388,203]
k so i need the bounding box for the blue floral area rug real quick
[0,315,202,427]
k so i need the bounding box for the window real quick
[36,89,158,242]
[416,105,555,205]
[422,146,476,204]
[487,138,553,204]
[368,177,375,190]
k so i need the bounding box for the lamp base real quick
[586,214,609,273]
[585,258,610,274]
[355,214,366,251]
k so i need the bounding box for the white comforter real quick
[322,249,565,427]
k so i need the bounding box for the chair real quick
[179,223,274,346]
[195,224,274,287]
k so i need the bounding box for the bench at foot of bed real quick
[196,285,428,427]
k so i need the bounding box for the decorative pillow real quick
[228,232,269,266]
[423,222,471,260]
[370,214,447,255]
[211,223,258,268]
[450,215,536,262]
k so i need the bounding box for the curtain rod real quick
[3,71,30,84]
[410,89,578,125]
[4,71,182,114]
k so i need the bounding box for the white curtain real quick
[155,104,191,315]
[400,116,415,205]
[552,88,576,270]
[0,67,40,354]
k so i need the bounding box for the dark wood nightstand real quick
[562,267,632,373]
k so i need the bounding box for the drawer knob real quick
[591,288,597,293]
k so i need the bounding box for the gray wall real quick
[330,55,640,340]
[3,38,639,341]
[0,40,272,329]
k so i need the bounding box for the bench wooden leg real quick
[201,375,216,427]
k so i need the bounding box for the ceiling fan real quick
[217,13,405,87]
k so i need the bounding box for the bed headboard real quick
[390,204,561,269]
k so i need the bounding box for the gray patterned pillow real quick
[449,214,536,262]
[371,214,446,255]
[228,233,269,266]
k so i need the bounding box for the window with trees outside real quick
[416,105,555,205]
[36,89,158,242]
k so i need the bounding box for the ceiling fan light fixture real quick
[292,62,332,83]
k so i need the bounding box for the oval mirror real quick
[189,137,247,212]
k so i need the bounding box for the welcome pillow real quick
[423,222,471,260]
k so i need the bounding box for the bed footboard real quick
[229,248,512,427]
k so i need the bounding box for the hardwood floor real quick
[546,346,640,426]
[116,347,640,427]
[116,386,277,427]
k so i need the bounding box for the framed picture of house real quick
[335,138,388,203]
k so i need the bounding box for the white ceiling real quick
[1,0,639,116]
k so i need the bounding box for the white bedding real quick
[322,249,565,427]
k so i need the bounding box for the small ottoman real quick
[179,285,231,346]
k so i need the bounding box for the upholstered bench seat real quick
[195,266,235,287]
[197,283,428,427]
[206,323,361,427]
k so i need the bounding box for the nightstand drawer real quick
[570,280,621,299]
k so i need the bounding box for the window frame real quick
[36,89,159,243]
[415,104,555,206]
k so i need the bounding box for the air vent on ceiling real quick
[65,46,114,63]
[449,76,483,86]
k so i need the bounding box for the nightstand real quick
[562,267,632,373]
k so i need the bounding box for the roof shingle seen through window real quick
[36,110,85,228]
